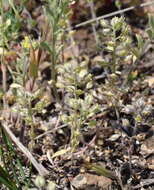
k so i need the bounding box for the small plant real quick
[98,17,134,73]
[58,60,100,152]
[0,0,17,107]
[6,34,47,150]
[0,1,34,189]
[22,175,56,190]
[146,14,154,40]
[41,0,71,102]
[122,97,153,136]
[0,0,154,189]
[95,16,146,119]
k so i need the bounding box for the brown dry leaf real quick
[140,126,154,170]
[145,76,154,87]
[147,155,154,170]
[71,173,112,190]
[86,33,97,52]
[63,45,79,60]
[131,26,148,37]
[25,78,38,91]
[148,95,154,108]
[74,29,88,41]
[140,135,154,155]
[72,29,96,54]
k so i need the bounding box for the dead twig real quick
[132,178,154,189]
[67,0,154,30]
[34,124,67,140]
[1,122,49,176]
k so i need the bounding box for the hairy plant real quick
[58,60,100,152]
[41,0,71,102]
[99,17,139,73]
[22,175,56,190]
[94,16,147,119]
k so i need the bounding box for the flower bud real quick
[34,176,45,188]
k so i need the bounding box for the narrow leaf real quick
[84,162,117,180]
[29,42,38,78]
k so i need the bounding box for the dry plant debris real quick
[0,0,154,190]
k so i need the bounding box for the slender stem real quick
[50,12,60,102]
[71,72,81,153]
[28,100,35,151]
[1,64,7,108]
[112,29,117,73]
[51,38,60,102]
[89,0,98,45]
[0,0,8,109]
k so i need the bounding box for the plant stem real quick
[51,31,60,102]
[0,0,8,109]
